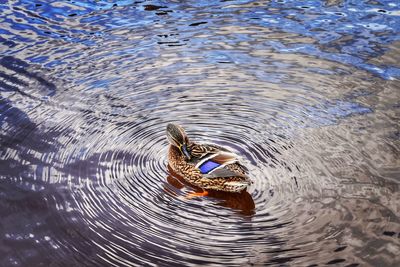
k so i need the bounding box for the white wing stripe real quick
[194,151,238,169]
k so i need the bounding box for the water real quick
[1,0,399,266]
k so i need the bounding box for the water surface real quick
[1,0,400,266]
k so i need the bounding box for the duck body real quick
[167,124,252,193]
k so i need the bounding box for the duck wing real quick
[190,144,249,179]
[203,164,249,179]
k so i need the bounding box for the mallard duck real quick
[166,123,252,196]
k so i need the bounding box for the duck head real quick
[166,123,191,160]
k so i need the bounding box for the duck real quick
[166,123,252,197]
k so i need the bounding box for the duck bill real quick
[181,144,191,160]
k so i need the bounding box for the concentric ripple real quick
[1,1,400,267]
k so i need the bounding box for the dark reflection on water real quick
[1,0,400,266]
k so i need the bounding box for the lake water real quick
[0,0,399,266]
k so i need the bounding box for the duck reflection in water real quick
[166,166,255,216]
[165,123,254,215]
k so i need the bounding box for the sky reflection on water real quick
[0,1,399,267]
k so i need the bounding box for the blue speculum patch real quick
[199,160,221,174]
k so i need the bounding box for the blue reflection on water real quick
[0,0,399,79]
[306,100,372,126]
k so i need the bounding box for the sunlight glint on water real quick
[0,1,399,266]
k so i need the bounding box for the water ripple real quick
[1,0,400,266]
